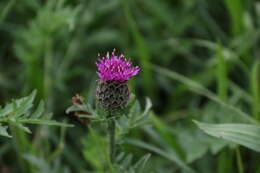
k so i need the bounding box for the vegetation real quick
[0,0,259,172]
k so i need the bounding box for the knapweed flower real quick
[96,51,140,82]
[96,50,140,111]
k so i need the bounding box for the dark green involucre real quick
[96,80,130,111]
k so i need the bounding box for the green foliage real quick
[0,90,72,138]
[74,94,153,172]
[23,154,70,173]
[114,153,151,173]
[117,97,152,137]
[1,0,260,172]
[82,128,108,171]
[194,121,260,153]
[251,60,260,120]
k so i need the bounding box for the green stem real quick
[10,124,33,173]
[108,116,116,163]
[236,147,244,173]
[251,60,259,120]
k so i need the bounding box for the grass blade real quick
[122,1,153,97]
[251,60,260,120]
[153,65,257,124]
[126,138,196,173]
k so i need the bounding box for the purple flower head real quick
[96,50,140,83]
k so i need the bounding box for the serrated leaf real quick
[31,100,45,119]
[0,103,13,117]
[0,125,11,138]
[194,120,260,152]
[12,90,37,118]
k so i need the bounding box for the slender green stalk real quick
[48,124,66,162]
[216,44,232,173]
[10,125,34,173]
[251,60,259,120]
[224,0,244,36]
[122,0,153,98]
[236,147,244,173]
[108,113,116,163]
[216,44,228,102]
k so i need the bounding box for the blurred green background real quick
[0,0,260,172]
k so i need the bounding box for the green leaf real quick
[18,119,73,127]
[251,60,260,120]
[117,98,152,137]
[126,138,195,173]
[153,65,257,124]
[66,104,93,115]
[150,116,185,160]
[12,123,32,134]
[11,90,37,118]
[0,91,73,137]
[0,103,13,117]
[133,153,151,173]
[0,125,11,138]
[142,97,152,116]
[194,120,260,152]
[31,100,45,119]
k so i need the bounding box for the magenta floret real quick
[96,50,140,82]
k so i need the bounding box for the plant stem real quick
[108,115,116,163]
[251,60,259,120]
[236,147,244,173]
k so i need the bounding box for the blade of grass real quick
[251,60,260,120]
[216,44,228,102]
[126,138,196,173]
[152,64,257,124]
[216,43,233,173]
[224,0,244,36]
[236,147,244,173]
[122,1,153,97]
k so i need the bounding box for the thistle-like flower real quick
[96,50,140,111]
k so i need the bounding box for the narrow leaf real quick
[126,139,195,173]
[18,119,73,127]
[153,65,257,124]
[194,120,260,152]
[134,153,151,173]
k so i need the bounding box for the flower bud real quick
[95,50,139,111]
[96,80,130,111]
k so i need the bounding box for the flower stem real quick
[108,115,116,163]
